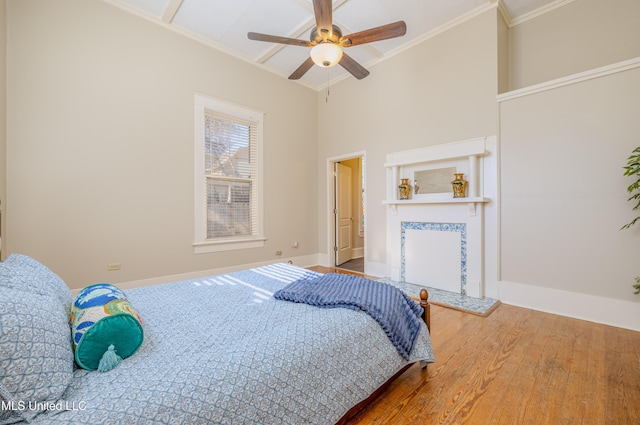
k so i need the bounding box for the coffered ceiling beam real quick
[161,0,184,23]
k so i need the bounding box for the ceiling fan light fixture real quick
[247,1,407,80]
[310,43,343,68]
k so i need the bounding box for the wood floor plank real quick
[603,325,640,425]
[536,315,579,425]
[461,307,541,424]
[558,319,605,425]
[502,311,561,423]
[435,306,532,424]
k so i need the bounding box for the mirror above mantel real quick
[383,137,492,216]
[414,167,457,195]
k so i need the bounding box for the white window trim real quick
[193,94,265,253]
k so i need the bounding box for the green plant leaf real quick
[622,147,640,231]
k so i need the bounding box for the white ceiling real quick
[102,0,567,90]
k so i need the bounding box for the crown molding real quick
[497,56,640,102]
[497,1,513,27]
[508,0,577,27]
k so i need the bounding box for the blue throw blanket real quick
[273,273,424,360]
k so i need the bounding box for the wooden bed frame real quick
[336,288,431,424]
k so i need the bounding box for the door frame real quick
[326,151,366,268]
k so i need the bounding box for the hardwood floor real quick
[308,266,640,425]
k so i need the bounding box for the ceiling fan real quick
[247,0,406,80]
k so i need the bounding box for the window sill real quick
[193,237,266,254]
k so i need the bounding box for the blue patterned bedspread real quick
[31,263,434,425]
[274,273,423,360]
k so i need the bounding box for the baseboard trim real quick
[365,261,389,279]
[70,254,323,296]
[499,280,640,331]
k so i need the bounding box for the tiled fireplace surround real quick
[384,137,498,299]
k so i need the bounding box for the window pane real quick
[206,179,251,238]
[195,94,263,250]
[205,113,251,179]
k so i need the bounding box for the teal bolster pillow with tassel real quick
[70,283,144,372]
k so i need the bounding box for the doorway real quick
[329,154,365,273]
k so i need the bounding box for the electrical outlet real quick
[107,263,121,271]
[275,251,283,256]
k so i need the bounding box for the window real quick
[194,94,264,253]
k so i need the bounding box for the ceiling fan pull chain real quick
[325,68,330,103]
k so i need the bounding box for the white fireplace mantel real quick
[384,136,498,299]
[382,197,490,216]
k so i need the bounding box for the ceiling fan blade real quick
[339,21,407,47]
[313,0,333,41]
[247,32,311,47]
[339,52,369,80]
[289,57,315,80]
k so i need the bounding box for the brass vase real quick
[451,173,467,198]
[398,178,412,200]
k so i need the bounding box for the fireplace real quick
[401,221,467,295]
[384,136,498,299]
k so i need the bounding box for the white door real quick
[335,163,352,266]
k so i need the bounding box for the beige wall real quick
[508,0,640,90]
[497,9,509,94]
[317,9,500,269]
[5,0,317,289]
[0,0,5,259]
[499,66,640,302]
[499,0,640,304]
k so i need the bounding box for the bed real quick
[0,254,434,425]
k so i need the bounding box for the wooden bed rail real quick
[420,288,431,332]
